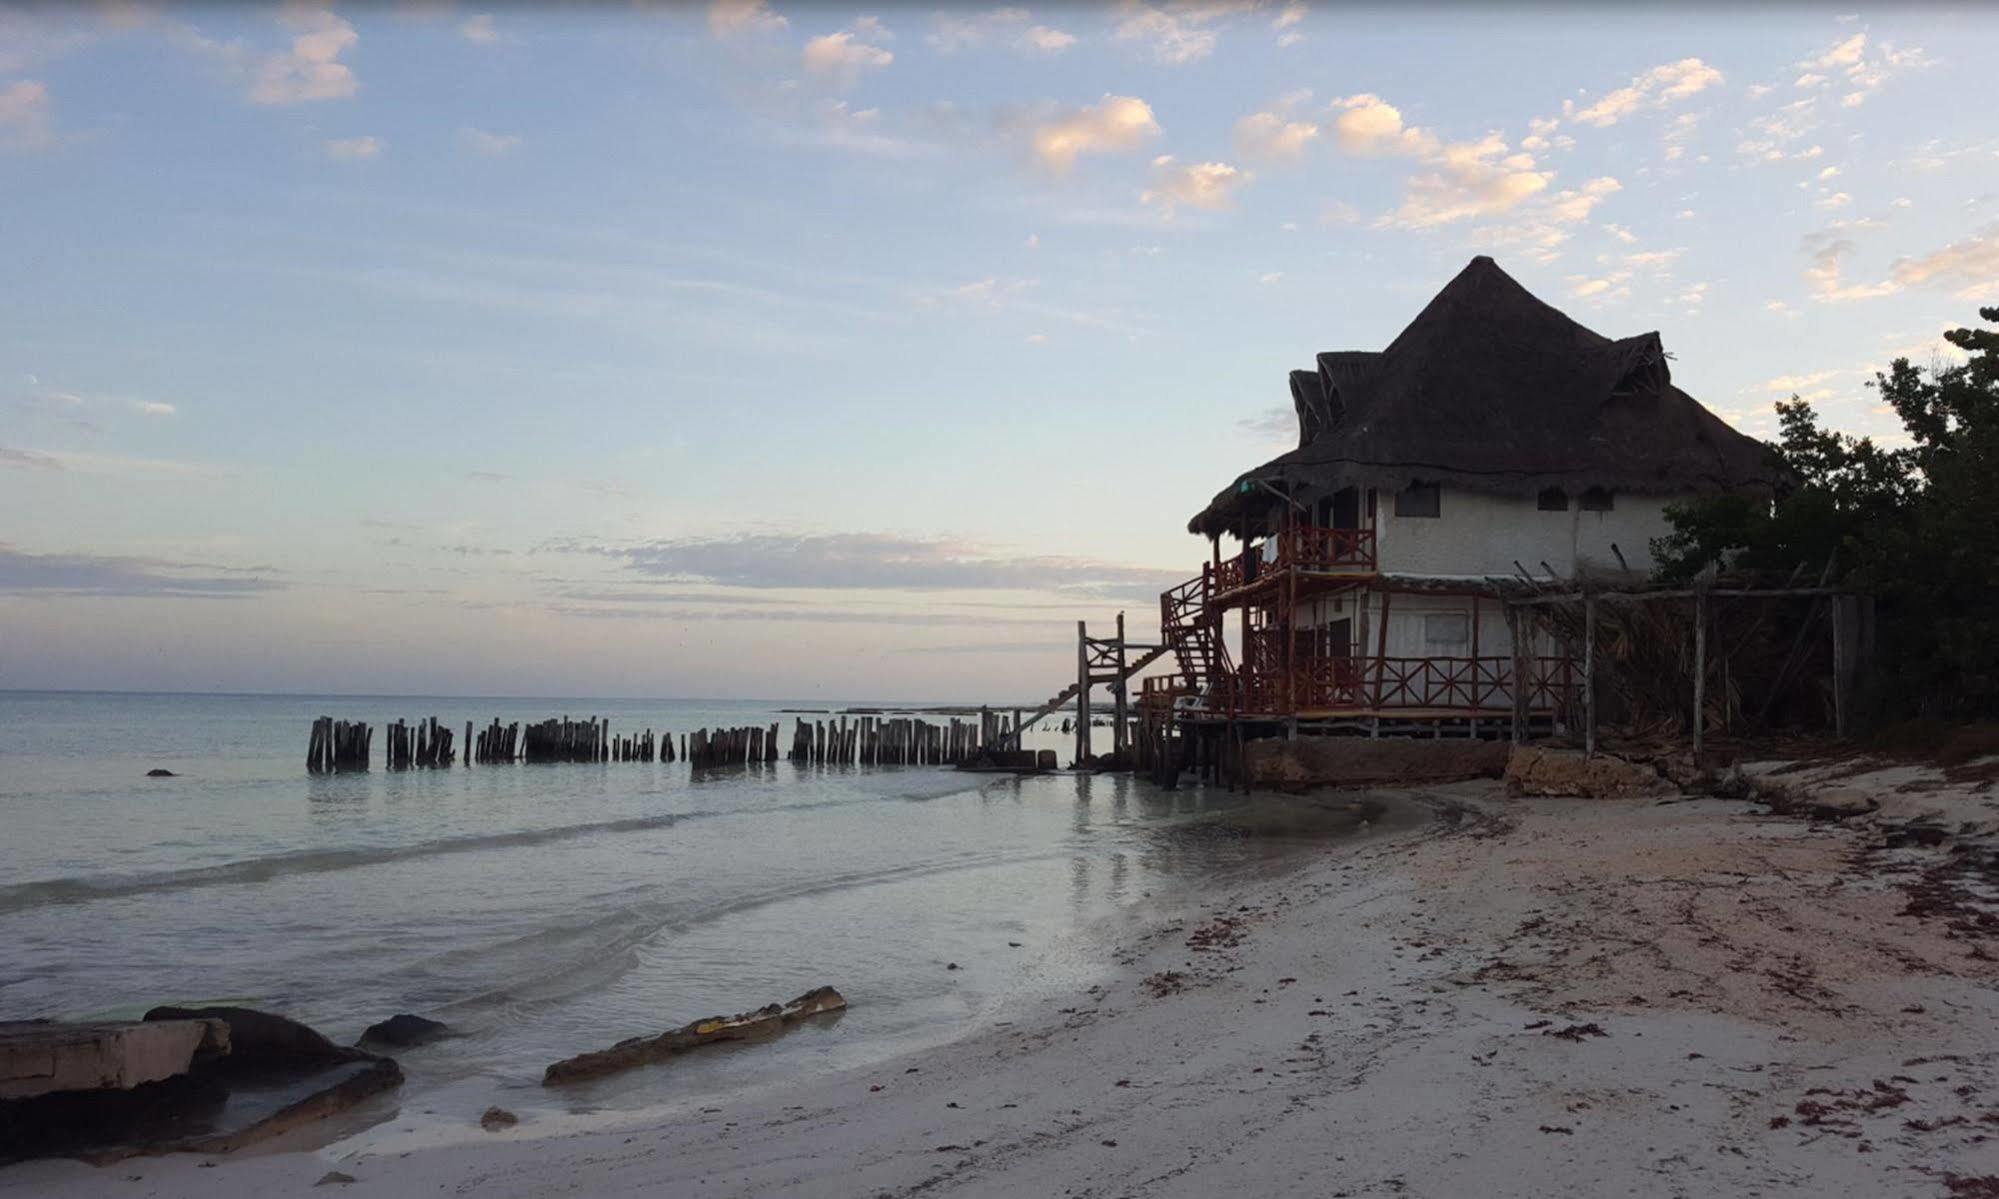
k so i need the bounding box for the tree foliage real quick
[1653,305,1999,717]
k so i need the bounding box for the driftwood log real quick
[541,986,847,1086]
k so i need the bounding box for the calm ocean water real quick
[0,691,1309,1139]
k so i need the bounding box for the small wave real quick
[0,812,719,915]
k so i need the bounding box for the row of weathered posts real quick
[686,725,781,767]
[306,717,371,774]
[306,716,869,773]
[785,712,1015,766]
[385,717,454,769]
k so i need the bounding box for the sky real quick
[2,2,1996,701]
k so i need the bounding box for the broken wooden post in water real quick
[306,717,370,773]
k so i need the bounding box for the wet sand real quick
[12,757,1998,1197]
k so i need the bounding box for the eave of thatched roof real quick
[1188,256,1781,537]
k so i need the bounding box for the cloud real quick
[0,445,63,469]
[1544,176,1621,223]
[1258,271,1282,284]
[1758,369,1839,393]
[1802,233,1899,302]
[1271,1,1305,46]
[0,545,282,598]
[803,19,894,84]
[1233,109,1318,163]
[772,99,936,160]
[1380,132,1550,229]
[709,0,788,37]
[1324,93,1569,233]
[1114,1,1258,66]
[1567,270,1631,302]
[132,400,177,417]
[1030,94,1159,173]
[1564,58,1723,128]
[1804,32,1866,73]
[1236,406,1295,443]
[929,9,1077,55]
[249,5,359,105]
[465,469,509,482]
[545,531,1184,596]
[1661,111,1703,162]
[1140,156,1251,216]
[461,126,520,155]
[325,134,381,159]
[1327,93,1431,156]
[1020,25,1077,54]
[1793,32,1931,110]
[457,13,514,45]
[0,79,50,148]
[919,277,1037,307]
[1890,223,1999,299]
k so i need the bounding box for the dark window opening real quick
[1580,487,1615,512]
[1331,486,1360,528]
[1393,482,1440,518]
[1537,487,1568,511]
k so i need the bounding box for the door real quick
[1332,486,1360,529]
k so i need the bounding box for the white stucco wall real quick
[1293,590,1558,658]
[1373,486,1679,581]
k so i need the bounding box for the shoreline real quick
[11,762,1998,1197]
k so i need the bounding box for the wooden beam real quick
[1076,620,1092,766]
[1509,586,1844,608]
[1692,586,1707,759]
[1583,592,1598,758]
[1113,611,1129,761]
[1831,594,1849,738]
[1504,602,1527,744]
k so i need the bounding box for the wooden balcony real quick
[1212,525,1376,602]
[1219,654,1577,720]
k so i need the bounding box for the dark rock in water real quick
[316,1171,357,1186]
[356,1013,452,1050]
[144,1006,341,1060]
[145,769,177,778]
[0,1006,403,1166]
[479,1106,518,1132]
[542,986,847,1087]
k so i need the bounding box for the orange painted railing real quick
[1210,525,1376,596]
[1279,525,1376,572]
[1222,655,1576,716]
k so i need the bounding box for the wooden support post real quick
[1075,620,1092,767]
[1583,592,1598,758]
[1374,586,1392,709]
[1505,602,1528,744]
[1692,586,1708,759]
[1112,612,1129,764]
[1831,592,1849,738]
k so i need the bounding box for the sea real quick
[0,691,1315,1145]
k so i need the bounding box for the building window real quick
[1537,487,1568,511]
[1580,486,1615,512]
[1423,613,1470,656]
[1394,482,1440,518]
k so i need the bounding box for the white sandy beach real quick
[11,759,1999,1198]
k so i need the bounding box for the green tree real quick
[1653,305,1999,717]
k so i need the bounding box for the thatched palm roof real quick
[1190,256,1778,536]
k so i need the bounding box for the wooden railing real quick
[1219,655,1577,716]
[1210,525,1376,596]
[1279,525,1376,572]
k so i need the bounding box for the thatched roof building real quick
[1189,256,1777,536]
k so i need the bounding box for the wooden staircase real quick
[1014,642,1171,739]
[1160,569,1232,711]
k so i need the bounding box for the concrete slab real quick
[0,1020,228,1100]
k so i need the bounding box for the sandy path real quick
[10,779,1997,1198]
